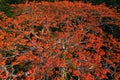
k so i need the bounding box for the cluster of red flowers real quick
[0,1,120,80]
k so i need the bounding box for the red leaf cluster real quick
[0,1,120,80]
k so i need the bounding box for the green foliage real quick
[0,0,13,17]
[90,0,104,5]
[83,0,120,7]
[6,0,55,3]
[105,0,116,6]
[6,0,24,4]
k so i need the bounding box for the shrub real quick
[0,1,120,80]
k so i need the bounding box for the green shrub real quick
[6,0,24,4]
[0,0,13,17]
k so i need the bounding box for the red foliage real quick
[0,1,120,80]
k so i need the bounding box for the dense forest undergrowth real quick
[0,1,120,80]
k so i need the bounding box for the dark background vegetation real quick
[0,0,120,17]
